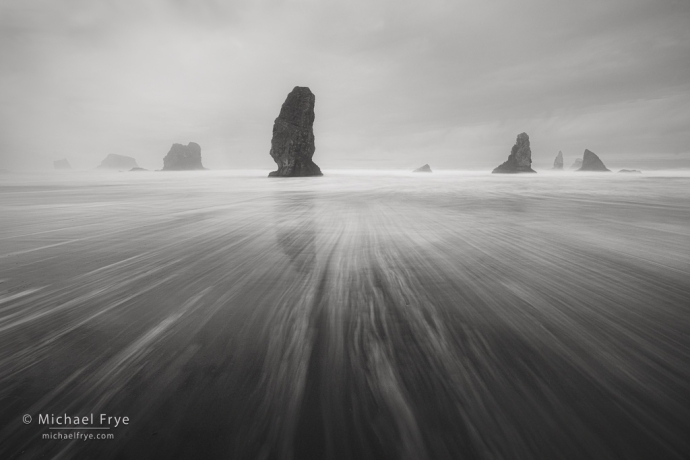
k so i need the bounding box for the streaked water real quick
[1,170,689,459]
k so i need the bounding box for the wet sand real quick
[0,170,689,459]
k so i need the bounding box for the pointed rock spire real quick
[577,149,610,172]
[492,132,536,173]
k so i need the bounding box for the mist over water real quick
[1,171,689,459]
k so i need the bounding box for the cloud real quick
[1,0,689,170]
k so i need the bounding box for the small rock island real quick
[552,151,563,170]
[492,132,536,173]
[54,158,71,170]
[268,86,322,177]
[619,169,641,173]
[413,164,432,173]
[570,158,583,170]
[577,149,610,172]
[98,154,139,170]
[162,142,206,171]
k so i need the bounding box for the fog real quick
[1,171,689,459]
[1,0,690,171]
[2,1,690,457]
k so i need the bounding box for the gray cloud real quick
[1,0,689,171]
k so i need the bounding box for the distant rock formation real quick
[98,154,138,170]
[130,167,148,171]
[54,158,71,170]
[269,86,322,177]
[162,142,206,170]
[569,158,582,170]
[552,151,563,170]
[577,149,610,172]
[619,169,641,173]
[492,132,536,173]
[413,164,432,173]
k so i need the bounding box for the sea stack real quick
[268,86,322,177]
[54,158,71,170]
[577,149,610,172]
[492,132,536,173]
[162,142,205,170]
[98,154,139,170]
[570,158,582,170]
[552,151,563,170]
[413,164,432,173]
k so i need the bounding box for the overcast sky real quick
[1,0,689,171]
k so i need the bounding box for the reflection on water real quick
[274,193,317,273]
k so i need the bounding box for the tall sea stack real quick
[492,132,536,173]
[269,86,322,177]
[577,149,610,172]
[552,151,563,170]
[162,142,205,170]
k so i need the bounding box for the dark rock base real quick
[492,163,536,174]
[269,161,323,177]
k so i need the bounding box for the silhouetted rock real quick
[162,142,206,171]
[569,158,582,170]
[577,149,610,172]
[552,151,563,170]
[619,169,641,173]
[98,154,138,170]
[269,87,322,177]
[130,167,148,171]
[413,164,432,173]
[54,158,71,170]
[492,133,536,173]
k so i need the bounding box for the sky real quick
[1,0,689,171]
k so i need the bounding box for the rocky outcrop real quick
[162,142,205,170]
[569,158,582,170]
[130,167,148,171]
[618,169,641,173]
[98,154,138,170]
[54,158,71,170]
[269,87,322,177]
[552,151,563,170]
[413,164,432,173]
[492,132,536,173]
[577,149,610,172]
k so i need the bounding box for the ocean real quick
[1,170,689,459]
